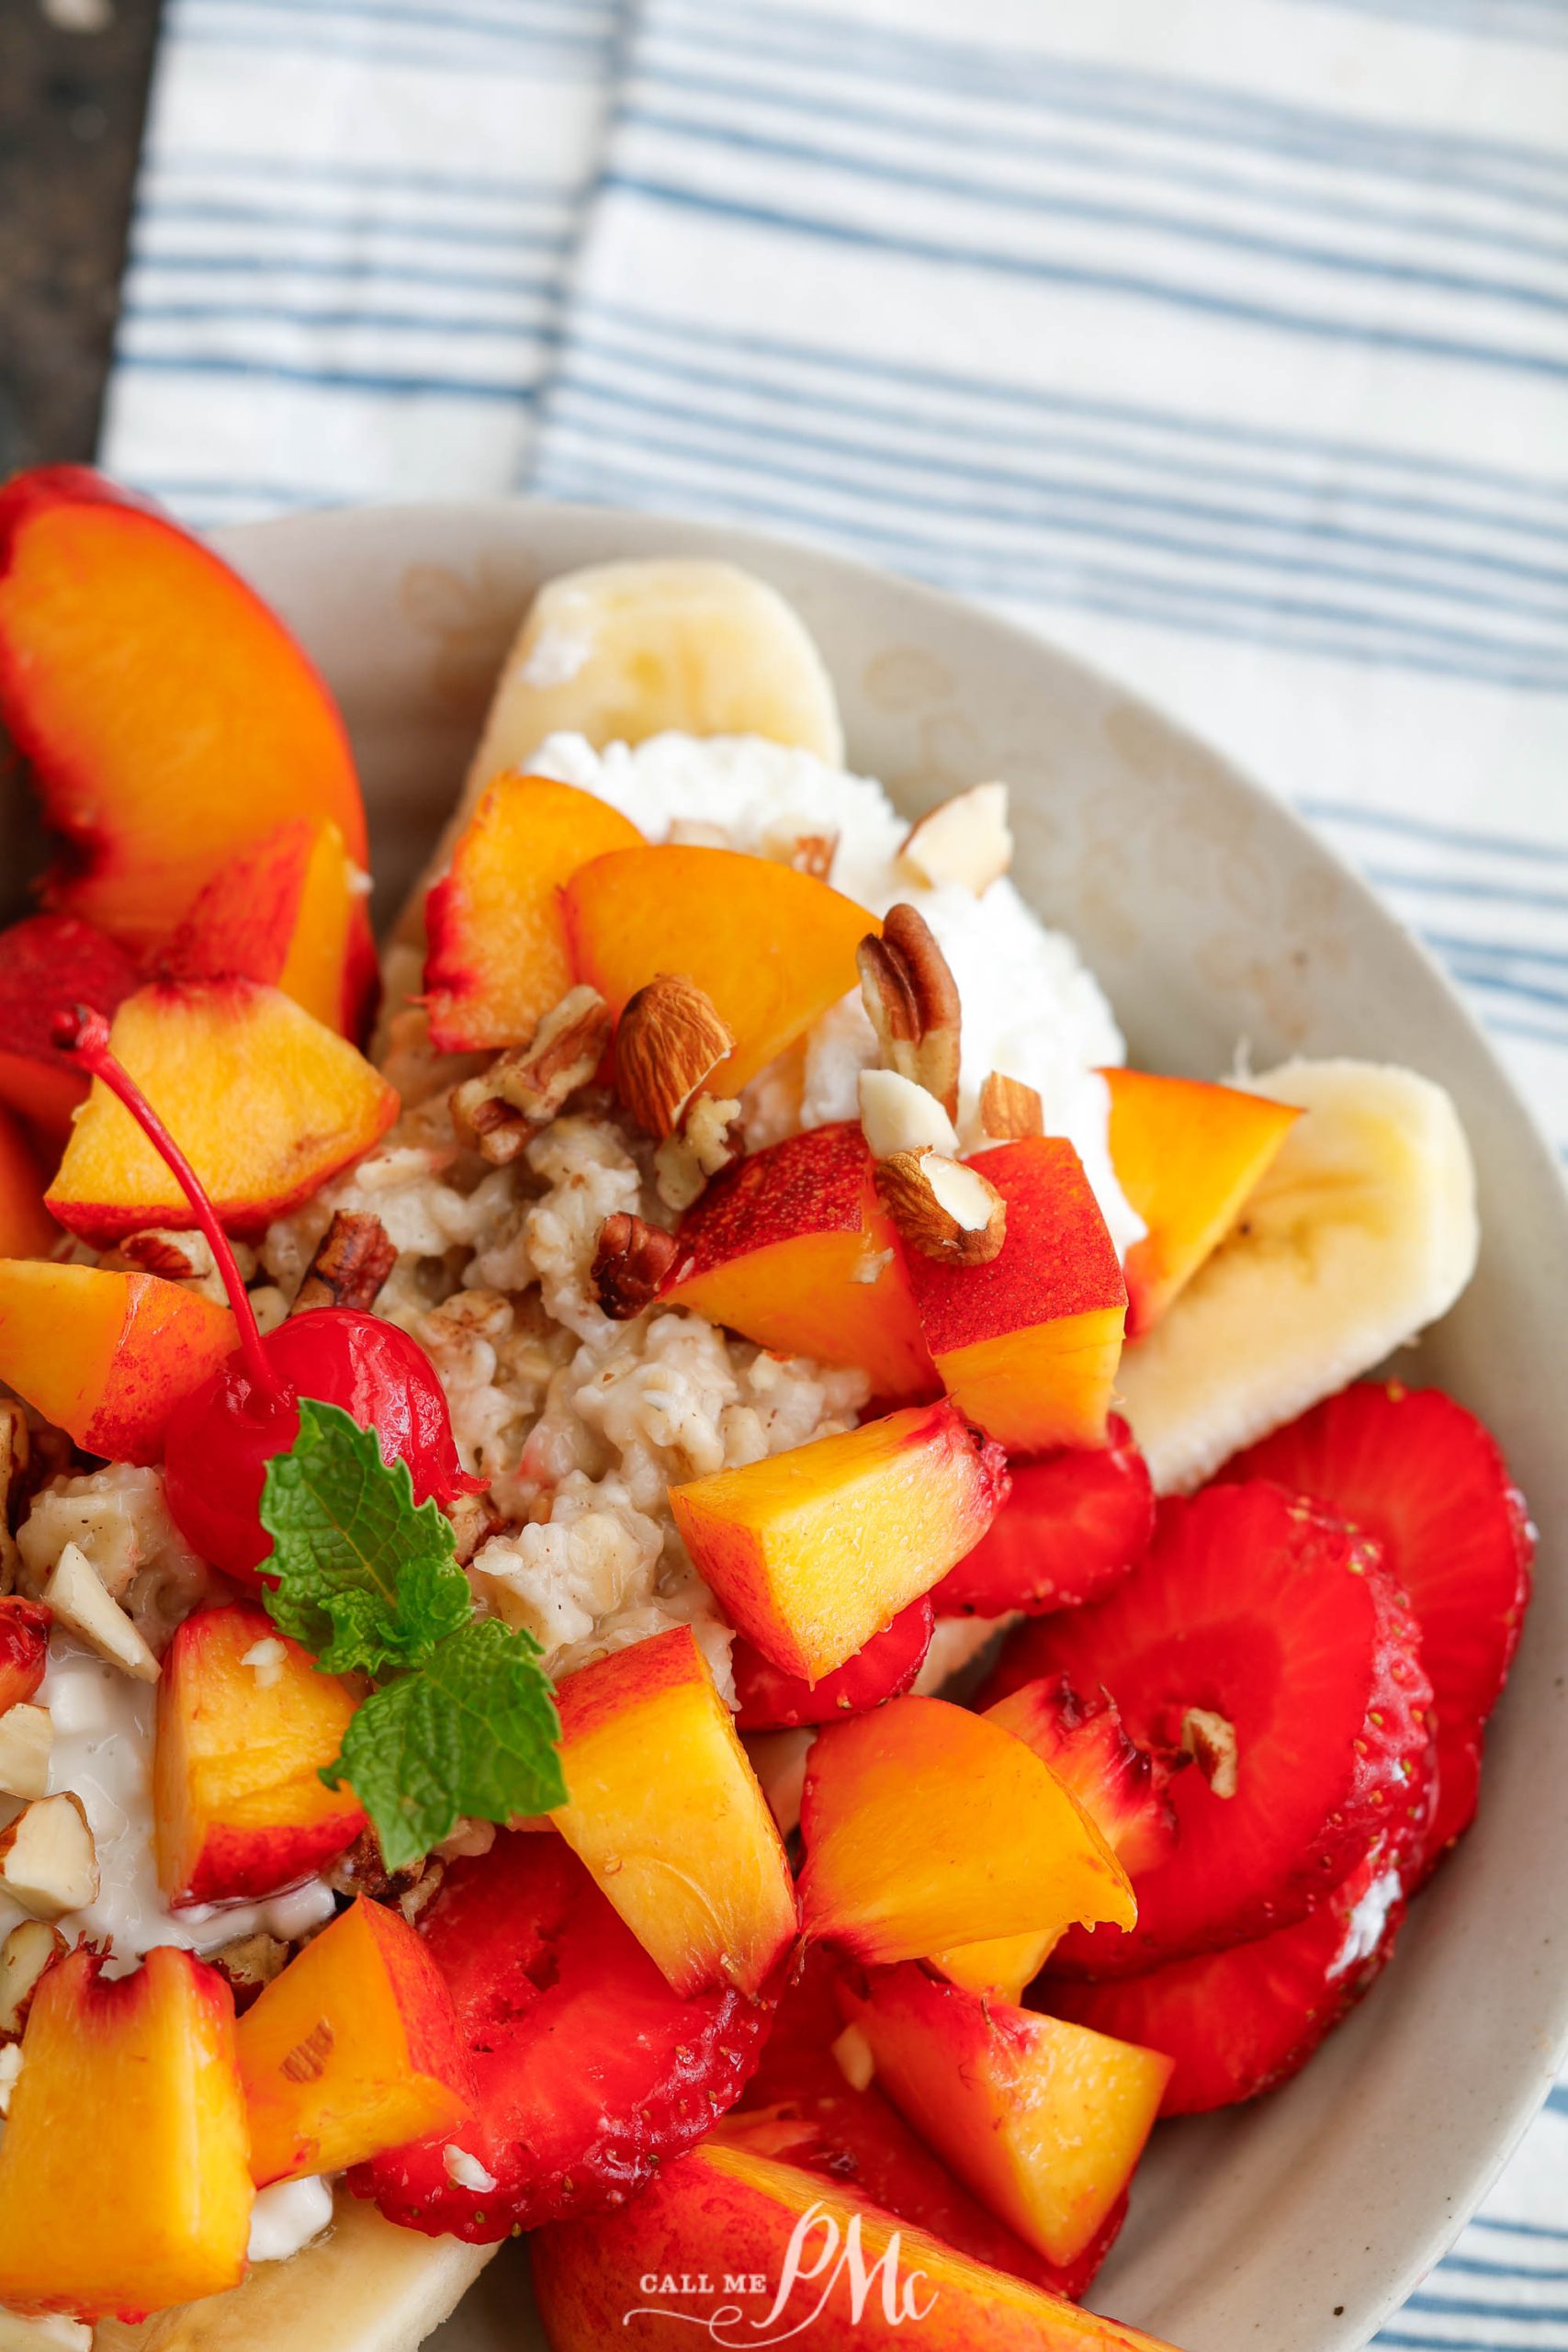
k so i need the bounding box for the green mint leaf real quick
[321,1617,567,1872]
[259,1398,472,1676]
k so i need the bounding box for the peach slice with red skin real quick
[0,1259,239,1464]
[0,466,367,956]
[0,1943,252,2320]
[670,1401,1007,1683]
[796,1695,1135,1965]
[46,977,400,1244]
[837,1963,1171,2267]
[1103,1068,1301,1336]
[423,772,644,1052]
[154,1600,366,1905]
[0,1107,57,1259]
[662,1121,934,1402]
[238,1896,473,2186]
[0,912,139,1144]
[550,1623,797,1998]
[530,2138,1179,2352]
[564,843,874,1096]
[905,1137,1127,1453]
[0,1598,51,1715]
[163,816,378,1043]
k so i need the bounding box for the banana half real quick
[1117,1058,1479,1494]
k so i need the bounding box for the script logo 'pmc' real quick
[626,2200,938,2344]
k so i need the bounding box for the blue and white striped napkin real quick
[99,3,1568,2340]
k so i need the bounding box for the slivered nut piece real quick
[859,1068,960,1162]
[615,973,735,1137]
[0,2041,21,2116]
[979,1070,1044,1140]
[0,1793,97,1919]
[831,2022,876,2093]
[0,1705,52,1803]
[654,1091,743,1214]
[42,1542,160,1681]
[0,1919,64,2037]
[294,1209,397,1314]
[1181,1706,1239,1800]
[592,1213,682,1321]
[857,903,962,1121]
[451,986,613,1163]
[874,1148,1008,1267]
[897,781,1013,897]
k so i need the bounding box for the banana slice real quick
[94,2204,494,2352]
[1117,1058,1478,1494]
[463,558,844,803]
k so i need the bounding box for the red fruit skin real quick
[979,1675,1178,1880]
[0,914,139,1139]
[996,1483,1433,1977]
[0,1598,51,1713]
[354,1833,776,2242]
[163,1307,482,1583]
[1224,1380,1534,1875]
[932,1417,1153,1617]
[1041,1843,1409,2115]
[732,1597,935,1730]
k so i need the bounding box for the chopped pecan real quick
[326,1826,434,1909]
[207,1930,290,2015]
[113,1228,213,1282]
[653,1091,743,1214]
[293,1209,398,1314]
[450,986,612,1164]
[763,827,839,881]
[856,903,962,1123]
[979,1070,1044,1140]
[592,1212,682,1320]
[446,1488,507,1566]
[615,974,735,1138]
[874,1148,1007,1267]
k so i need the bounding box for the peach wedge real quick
[1104,1068,1300,1337]
[797,1697,1134,1965]
[163,816,378,1044]
[663,1121,934,1402]
[423,771,643,1052]
[566,844,874,1096]
[531,2139,1179,2352]
[0,1259,238,1464]
[670,1401,1007,1683]
[239,1897,472,2186]
[0,466,367,955]
[906,1138,1127,1453]
[551,1624,796,1997]
[47,977,399,1243]
[838,1964,1171,2267]
[0,1944,252,2319]
[154,1600,366,1905]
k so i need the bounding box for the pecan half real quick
[978,1071,1044,1141]
[856,903,962,1123]
[615,974,735,1139]
[874,1148,1007,1267]
[293,1210,398,1314]
[451,986,612,1164]
[592,1212,681,1320]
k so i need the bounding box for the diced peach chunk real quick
[837,1963,1171,2267]
[662,1122,933,1401]
[423,772,643,1052]
[0,1599,50,1717]
[797,1696,1134,1965]
[154,1600,366,1905]
[565,844,874,1095]
[0,466,367,955]
[551,1624,796,1997]
[238,1897,472,2186]
[531,2138,1180,2352]
[0,1110,56,1260]
[46,978,399,1243]
[0,912,138,1144]
[163,817,378,1043]
[1104,1068,1300,1336]
[670,1402,1007,1683]
[906,1138,1126,1453]
[0,1944,252,2319]
[0,1259,238,1464]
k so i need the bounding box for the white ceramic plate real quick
[211,501,1568,2352]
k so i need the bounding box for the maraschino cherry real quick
[53,1005,482,1585]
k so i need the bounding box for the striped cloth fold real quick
[97,3,1568,2342]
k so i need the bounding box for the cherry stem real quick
[51,1004,279,1396]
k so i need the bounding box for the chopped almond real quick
[898,782,1012,897]
[0,1704,52,1803]
[41,1544,158,1681]
[874,1149,1008,1267]
[0,1793,97,1919]
[0,1920,64,2038]
[858,1069,960,1161]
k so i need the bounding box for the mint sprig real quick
[260,1401,564,1868]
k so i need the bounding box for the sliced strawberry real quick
[1224,1381,1533,1871]
[353,1832,775,2241]
[732,1596,934,1730]
[985,1674,1177,1878]
[932,1416,1153,1617]
[1042,1843,1408,2113]
[987,1483,1432,1976]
